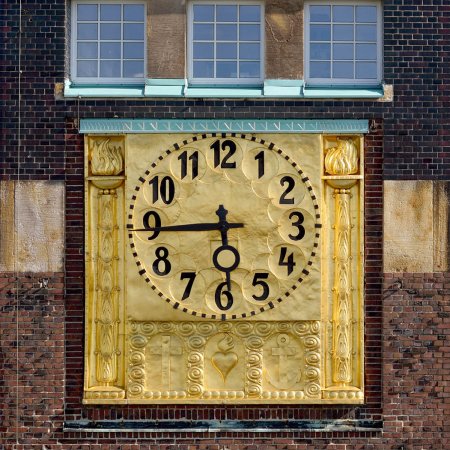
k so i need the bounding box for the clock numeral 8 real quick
[215,281,233,310]
[152,246,171,276]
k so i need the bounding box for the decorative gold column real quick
[84,136,126,402]
[323,137,364,400]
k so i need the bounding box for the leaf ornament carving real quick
[91,138,124,175]
[325,139,359,175]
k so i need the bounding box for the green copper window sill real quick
[64,79,386,99]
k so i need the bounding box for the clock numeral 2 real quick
[149,175,175,204]
[215,281,233,310]
[279,175,295,205]
[153,246,171,276]
[180,272,196,300]
[279,247,296,275]
[178,150,199,180]
[210,139,236,169]
[252,272,269,301]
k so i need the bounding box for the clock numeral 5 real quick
[180,272,196,300]
[210,139,237,169]
[252,273,270,301]
[152,246,171,276]
[279,246,296,275]
[215,281,233,310]
[148,175,175,204]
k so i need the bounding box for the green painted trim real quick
[145,79,185,86]
[304,85,384,99]
[80,119,369,134]
[263,80,304,97]
[64,81,145,98]
[184,87,263,97]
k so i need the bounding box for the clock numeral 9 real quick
[288,211,305,241]
[210,139,237,169]
[252,272,269,301]
[148,175,175,204]
[152,246,171,276]
[215,281,233,310]
[180,272,196,300]
[279,175,295,205]
[279,246,296,275]
[178,150,199,180]
[142,210,161,240]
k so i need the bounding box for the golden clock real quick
[128,133,320,320]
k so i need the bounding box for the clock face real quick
[128,134,320,319]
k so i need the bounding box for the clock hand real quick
[131,222,244,233]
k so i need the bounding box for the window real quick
[305,1,382,85]
[71,1,146,83]
[188,2,264,84]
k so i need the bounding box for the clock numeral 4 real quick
[152,246,171,276]
[210,139,237,169]
[278,246,296,275]
[178,150,199,180]
[252,272,270,301]
[148,175,175,205]
[180,272,196,300]
[215,281,233,311]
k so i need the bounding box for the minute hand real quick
[132,222,244,233]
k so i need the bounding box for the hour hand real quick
[132,222,244,233]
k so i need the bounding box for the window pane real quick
[356,24,377,41]
[333,24,353,41]
[217,24,237,40]
[310,6,330,22]
[310,61,330,78]
[77,42,98,58]
[356,43,377,60]
[310,24,331,41]
[193,5,214,21]
[124,4,145,21]
[193,42,214,59]
[310,43,330,60]
[356,6,377,23]
[100,60,121,77]
[193,60,214,77]
[333,43,353,60]
[193,23,214,40]
[333,6,353,23]
[216,61,237,78]
[77,60,98,77]
[100,23,121,40]
[216,43,237,59]
[124,42,144,59]
[239,61,259,78]
[239,43,259,59]
[239,24,260,41]
[356,61,377,78]
[124,23,144,40]
[239,5,260,22]
[333,61,353,78]
[216,5,237,22]
[78,23,98,40]
[100,4,121,21]
[123,60,144,77]
[100,42,121,58]
[77,4,97,21]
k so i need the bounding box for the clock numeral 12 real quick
[148,175,175,204]
[215,282,233,310]
[210,139,237,169]
[180,272,196,300]
[279,247,296,275]
[152,246,171,276]
[178,150,199,180]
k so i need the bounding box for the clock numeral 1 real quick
[152,246,171,276]
[252,272,270,301]
[149,175,175,205]
[254,150,265,179]
[210,139,237,169]
[278,246,296,275]
[279,175,295,205]
[180,272,196,300]
[215,281,233,311]
[178,150,199,180]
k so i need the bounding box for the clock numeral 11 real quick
[178,150,199,180]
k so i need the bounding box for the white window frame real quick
[304,0,382,86]
[187,1,265,85]
[70,0,146,84]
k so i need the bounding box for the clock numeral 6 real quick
[152,246,171,276]
[215,281,233,311]
[279,246,296,275]
[142,210,161,240]
[180,272,196,300]
[210,139,237,169]
[252,273,270,301]
[148,175,175,205]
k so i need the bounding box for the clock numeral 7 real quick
[210,139,237,169]
[180,272,196,300]
[215,281,233,310]
[152,246,171,276]
[148,175,175,205]
[252,272,269,301]
[279,247,296,275]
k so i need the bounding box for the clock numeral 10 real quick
[279,246,296,275]
[148,175,175,204]
[210,139,237,169]
[152,246,171,276]
[215,282,233,310]
[178,150,199,180]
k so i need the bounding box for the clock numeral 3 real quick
[278,246,296,275]
[279,175,295,205]
[178,150,199,180]
[288,211,305,241]
[142,210,161,240]
[180,272,196,300]
[215,281,233,310]
[149,175,175,204]
[210,139,237,169]
[153,246,171,276]
[252,272,270,301]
